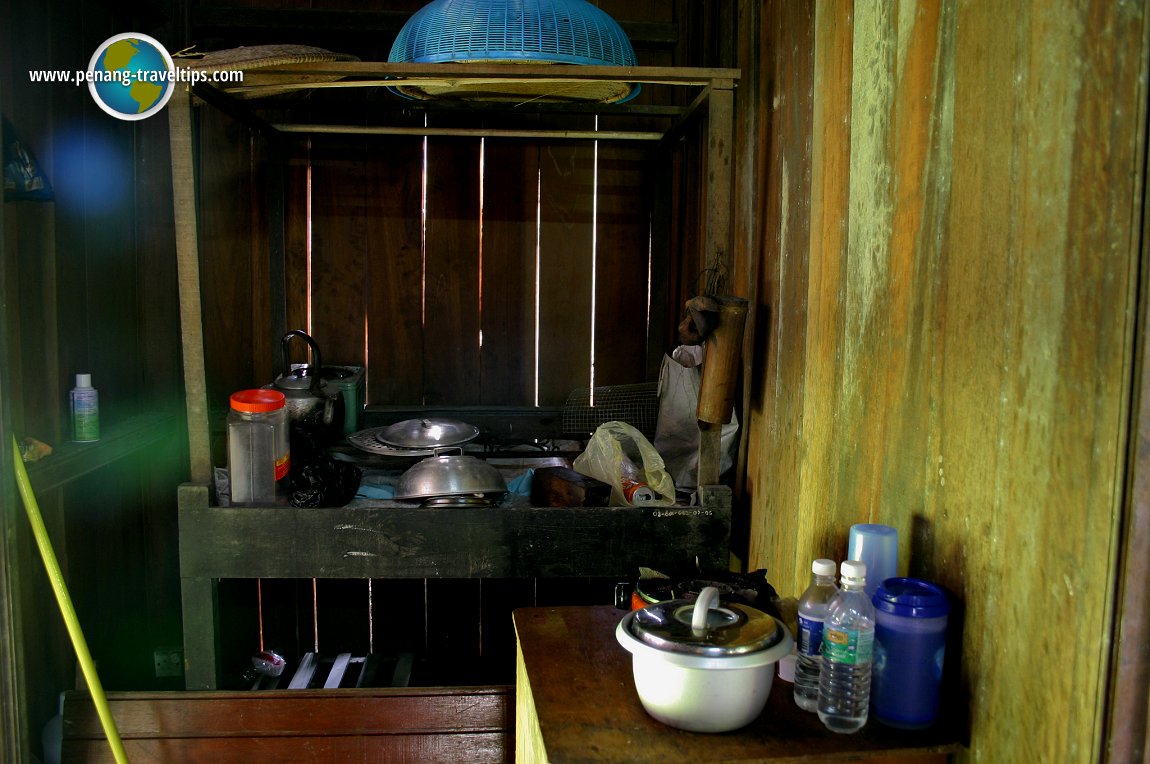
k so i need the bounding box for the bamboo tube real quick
[696,296,749,424]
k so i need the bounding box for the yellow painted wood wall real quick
[736,1,1148,761]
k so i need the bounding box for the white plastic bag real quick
[654,346,739,490]
[573,421,676,506]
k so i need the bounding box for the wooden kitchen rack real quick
[169,63,740,688]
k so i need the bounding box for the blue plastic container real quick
[870,578,950,729]
[389,0,637,67]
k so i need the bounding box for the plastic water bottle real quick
[817,560,876,733]
[794,558,838,711]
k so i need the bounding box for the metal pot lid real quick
[273,366,321,391]
[628,586,781,657]
[348,427,437,457]
[394,454,507,500]
[376,418,479,448]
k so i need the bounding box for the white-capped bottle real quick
[794,558,838,711]
[817,559,876,733]
[70,374,100,442]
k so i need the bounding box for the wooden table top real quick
[513,606,963,763]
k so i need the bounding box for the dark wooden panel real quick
[478,578,538,676]
[283,140,310,355]
[369,578,427,656]
[135,110,185,414]
[310,138,369,368]
[594,144,655,385]
[537,134,596,404]
[364,134,424,405]
[479,132,537,405]
[179,486,731,579]
[425,578,482,669]
[423,124,482,405]
[314,577,372,657]
[198,106,262,412]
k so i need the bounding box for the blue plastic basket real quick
[389,0,638,67]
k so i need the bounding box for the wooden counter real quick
[513,606,961,764]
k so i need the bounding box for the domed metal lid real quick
[627,586,782,657]
[375,418,480,449]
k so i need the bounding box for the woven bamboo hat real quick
[187,44,359,98]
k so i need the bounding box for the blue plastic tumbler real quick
[848,523,898,598]
[870,578,950,729]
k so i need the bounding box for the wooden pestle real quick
[695,296,749,487]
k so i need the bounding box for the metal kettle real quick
[269,330,344,440]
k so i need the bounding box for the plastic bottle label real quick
[275,453,290,481]
[823,625,874,665]
[797,615,825,657]
[71,390,100,441]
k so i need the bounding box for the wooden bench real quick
[61,686,513,763]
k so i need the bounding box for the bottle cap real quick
[812,558,836,576]
[75,373,92,388]
[230,389,286,413]
[840,559,867,582]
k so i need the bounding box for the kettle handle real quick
[281,330,323,389]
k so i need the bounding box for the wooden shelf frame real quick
[169,63,741,689]
[189,63,736,147]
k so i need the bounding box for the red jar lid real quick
[230,389,286,413]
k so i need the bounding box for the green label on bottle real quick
[71,390,100,442]
[822,625,874,665]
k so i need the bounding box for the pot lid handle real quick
[281,330,323,389]
[691,586,721,631]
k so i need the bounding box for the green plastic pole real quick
[10,436,129,763]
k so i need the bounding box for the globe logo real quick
[87,33,175,121]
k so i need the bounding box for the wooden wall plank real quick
[63,733,510,764]
[537,135,596,405]
[480,135,537,405]
[310,139,370,369]
[594,144,653,386]
[62,687,513,764]
[364,135,424,405]
[745,0,818,580]
[423,128,481,405]
[198,106,261,418]
[742,1,1148,762]
[283,140,310,353]
[63,688,514,737]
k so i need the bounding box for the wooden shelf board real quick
[24,410,181,493]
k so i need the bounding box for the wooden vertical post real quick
[168,89,213,483]
[704,85,735,284]
[697,84,739,489]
